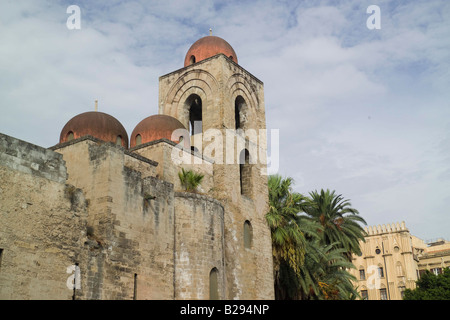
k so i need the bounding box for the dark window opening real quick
[209,268,219,300]
[239,149,251,196]
[359,269,365,280]
[244,220,253,249]
[187,94,202,135]
[235,96,246,130]
[378,266,384,278]
[361,290,368,300]
[380,288,388,300]
[133,273,138,300]
[190,55,196,65]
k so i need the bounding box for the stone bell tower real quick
[158,34,274,299]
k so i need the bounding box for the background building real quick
[351,221,450,300]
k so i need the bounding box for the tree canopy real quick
[403,268,450,300]
[266,174,367,300]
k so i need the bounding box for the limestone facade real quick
[351,221,450,300]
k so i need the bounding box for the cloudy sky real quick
[1,0,449,241]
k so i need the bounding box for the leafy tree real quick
[178,168,204,192]
[403,268,450,300]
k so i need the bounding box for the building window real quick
[380,288,388,300]
[244,220,253,249]
[133,273,138,300]
[239,149,251,196]
[209,268,219,300]
[361,290,368,300]
[67,131,74,141]
[136,134,142,146]
[0,248,3,270]
[375,248,381,255]
[187,94,202,135]
[234,96,246,130]
[378,266,384,278]
[116,135,122,146]
[431,267,442,275]
[190,55,196,65]
[359,269,366,280]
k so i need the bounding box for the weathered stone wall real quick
[53,138,175,300]
[0,133,88,300]
[173,192,224,299]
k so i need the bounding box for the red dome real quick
[184,36,238,67]
[59,111,129,148]
[130,114,187,148]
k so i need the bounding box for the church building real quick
[0,35,275,300]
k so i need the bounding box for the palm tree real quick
[178,168,204,192]
[296,240,359,300]
[266,178,365,300]
[303,189,367,261]
[266,175,312,299]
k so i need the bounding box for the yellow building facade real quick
[351,221,450,300]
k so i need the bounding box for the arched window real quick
[235,96,246,130]
[135,134,142,146]
[209,268,219,300]
[379,284,388,300]
[244,220,253,249]
[190,55,196,65]
[67,131,74,141]
[360,286,368,300]
[116,135,122,146]
[186,94,202,135]
[239,149,251,196]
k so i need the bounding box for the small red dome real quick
[130,114,186,148]
[59,111,129,148]
[184,36,238,67]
